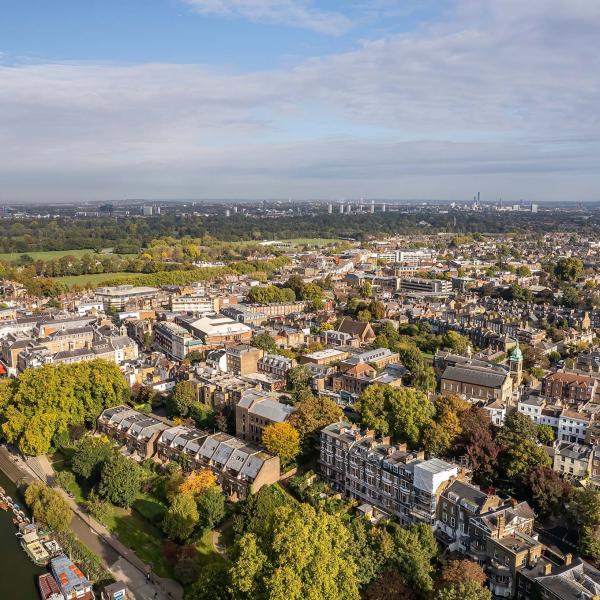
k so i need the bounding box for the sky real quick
[1,0,599,203]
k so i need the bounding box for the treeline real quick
[0,255,291,296]
[1,210,596,253]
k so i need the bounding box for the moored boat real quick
[38,572,63,600]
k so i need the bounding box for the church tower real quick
[508,341,523,387]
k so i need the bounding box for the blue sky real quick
[1,0,599,202]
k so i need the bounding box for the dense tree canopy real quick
[25,481,72,531]
[98,453,143,507]
[356,385,435,448]
[162,493,199,543]
[262,422,300,468]
[228,503,360,600]
[0,360,128,455]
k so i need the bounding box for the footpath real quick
[0,446,183,600]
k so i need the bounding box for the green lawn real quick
[102,503,172,577]
[51,450,88,504]
[196,529,228,569]
[0,248,136,262]
[53,272,145,288]
[0,249,98,262]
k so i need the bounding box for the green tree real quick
[356,385,434,448]
[390,523,437,596]
[168,381,196,417]
[0,360,127,455]
[98,454,143,507]
[288,394,342,453]
[554,257,583,282]
[252,332,278,353]
[357,309,372,322]
[423,395,469,456]
[24,481,72,531]
[570,487,600,558]
[497,413,551,478]
[163,493,199,542]
[197,487,226,530]
[537,424,555,444]
[442,331,469,354]
[229,503,359,600]
[71,437,114,482]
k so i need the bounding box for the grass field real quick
[54,272,145,287]
[0,249,98,262]
[0,249,137,263]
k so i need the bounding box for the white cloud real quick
[181,0,352,35]
[1,0,599,201]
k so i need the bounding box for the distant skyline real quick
[1,0,599,202]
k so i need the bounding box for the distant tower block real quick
[233,206,238,214]
[327,203,333,214]
[347,203,352,214]
[225,209,231,217]
[381,203,386,213]
[339,203,344,214]
[370,200,375,213]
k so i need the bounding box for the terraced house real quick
[156,425,280,499]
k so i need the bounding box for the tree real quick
[252,332,277,353]
[0,360,127,455]
[288,394,342,453]
[521,345,550,370]
[423,395,469,457]
[54,470,76,492]
[179,469,217,497]
[71,437,114,482]
[163,493,199,542]
[228,503,359,600]
[197,487,226,530]
[348,518,394,587]
[516,265,531,277]
[356,385,435,448]
[187,563,231,600]
[561,286,580,308]
[362,571,414,600]
[397,343,424,375]
[168,381,196,417]
[390,523,438,596]
[438,560,486,588]
[369,301,386,321]
[498,412,550,479]
[457,407,500,484]
[442,331,469,354]
[287,365,312,393]
[357,309,372,322]
[98,454,143,507]
[174,556,201,585]
[570,487,600,558]
[435,582,491,600]
[24,481,72,531]
[537,424,555,444]
[554,257,583,282]
[262,422,300,467]
[524,465,572,517]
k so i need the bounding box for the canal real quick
[0,469,44,599]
